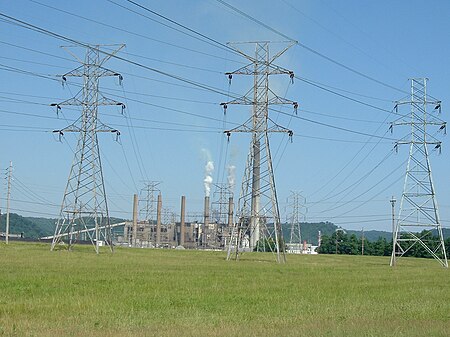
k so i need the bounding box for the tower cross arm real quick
[59,66,123,83]
[225,64,293,77]
[97,93,125,109]
[267,118,294,136]
[50,97,84,111]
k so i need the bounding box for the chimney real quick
[132,194,138,247]
[203,196,210,247]
[156,193,162,247]
[180,195,186,246]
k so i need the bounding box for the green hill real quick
[0,213,50,238]
[1,213,128,239]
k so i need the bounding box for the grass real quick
[0,242,448,337]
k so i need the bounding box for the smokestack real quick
[132,194,138,247]
[203,196,210,248]
[228,196,234,228]
[156,193,162,247]
[180,195,186,246]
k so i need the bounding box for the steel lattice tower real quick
[211,183,233,248]
[50,45,125,253]
[140,181,160,222]
[390,78,448,267]
[223,41,298,263]
[287,191,306,250]
[139,181,160,244]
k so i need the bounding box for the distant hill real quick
[281,221,338,245]
[2,212,448,243]
[281,223,450,245]
[0,213,51,238]
[347,229,391,242]
[1,213,128,239]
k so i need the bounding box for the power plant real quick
[120,193,235,250]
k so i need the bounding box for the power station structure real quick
[222,41,298,262]
[390,78,448,267]
[121,193,234,250]
[50,45,125,253]
[286,191,307,253]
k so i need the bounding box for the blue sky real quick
[0,0,449,232]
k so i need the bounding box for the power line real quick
[28,0,236,72]
[0,12,404,142]
[119,0,240,57]
[214,0,409,95]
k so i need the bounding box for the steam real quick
[227,165,236,190]
[201,148,214,197]
[204,161,214,197]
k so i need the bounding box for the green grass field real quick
[0,242,448,337]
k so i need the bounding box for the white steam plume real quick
[227,165,236,190]
[204,160,214,197]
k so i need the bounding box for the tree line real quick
[317,230,450,258]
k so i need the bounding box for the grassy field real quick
[0,243,448,337]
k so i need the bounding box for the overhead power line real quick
[0,11,398,142]
[214,0,409,95]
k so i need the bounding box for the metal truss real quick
[223,41,298,263]
[286,191,307,251]
[50,45,124,253]
[390,78,448,267]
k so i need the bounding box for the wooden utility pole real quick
[361,227,365,255]
[5,161,12,244]
[390,196,396,266]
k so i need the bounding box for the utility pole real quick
[390,78,447,267]
[223,41,298,263]
[361,227,364,256]
[5,161,12,244]
[50,45,124,253]
[389,196,396,265]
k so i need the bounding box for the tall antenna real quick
[50,45,125,253]
[222,41,298,263]
[390,78,447,267]
[286,191,306,252]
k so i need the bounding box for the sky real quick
[0,0,449,232]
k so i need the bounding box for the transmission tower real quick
[139,181,161,244]
[140,182,160,221]
[50,45,125,253]
[211,183,233,248]
[223,41,298,263]
[390,78,447,267]
[286,191,306,252]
